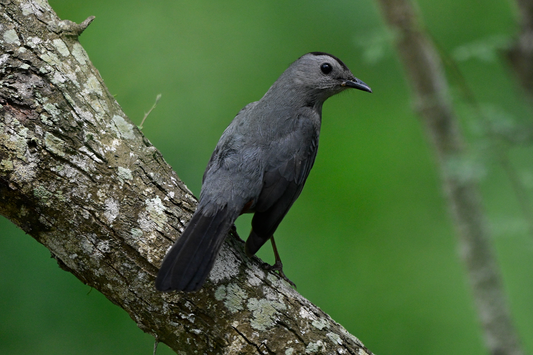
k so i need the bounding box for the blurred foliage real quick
[452,35,511,63]
[1,0,533,354]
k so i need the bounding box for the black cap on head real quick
[308,52,350,72]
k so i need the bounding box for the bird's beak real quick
[341,78,372,93]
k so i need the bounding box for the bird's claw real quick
[261,260,297,289]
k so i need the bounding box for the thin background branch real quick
[375,0,525,354]
[507,0,533,102]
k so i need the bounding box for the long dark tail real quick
[155,206,236,292]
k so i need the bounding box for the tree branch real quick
[506,0,533,102]
[0,0,374,354]
[375,1,525,355]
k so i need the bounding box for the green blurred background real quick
[1,0,532,354]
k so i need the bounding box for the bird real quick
[156,52,371,292]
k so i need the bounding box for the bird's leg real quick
[261,236,296,289]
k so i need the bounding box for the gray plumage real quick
[156,52,371,292]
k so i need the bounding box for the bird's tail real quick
[155,206,236,292]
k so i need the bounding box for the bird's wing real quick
[199,101,264,215]
[245,111,320,255]
[256,109,319,211]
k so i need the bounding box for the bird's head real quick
[261,52,371,110]
[298,52,370,90]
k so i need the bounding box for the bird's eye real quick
[320,63,333,74]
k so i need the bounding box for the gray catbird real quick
[156,52,371,292]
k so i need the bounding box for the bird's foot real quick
[261,260,296,289]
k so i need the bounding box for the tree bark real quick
[0,0,374,354]
[375,1,525,355]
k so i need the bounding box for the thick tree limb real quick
[375,1,524,355]
[0,0,374,354]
